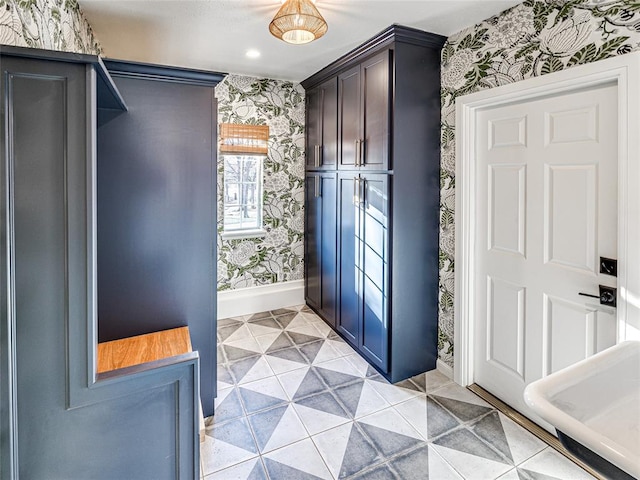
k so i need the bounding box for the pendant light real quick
[269,0,328,45]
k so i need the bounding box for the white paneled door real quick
[474,83,618,427]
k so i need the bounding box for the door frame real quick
[454,52,640,386]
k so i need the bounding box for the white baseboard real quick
[437,359,454,380]
[217,280,305,319]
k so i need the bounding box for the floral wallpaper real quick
[438,0,640,366]
[215,75,306,291]
[0,0,100,54]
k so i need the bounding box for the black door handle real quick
[578,292,599,299]
[579,285,616,307]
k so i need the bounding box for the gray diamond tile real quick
[434,427,509,465]
[218,323,245,342]
[389,444,431,479]
[218,317,244,328]
[228,356,263,384]
[298,340,325,363]
[217,344,227,365]
[246,405,288,452]
[292,368,329,400]
[273,312,297,328]
[358,421,425,459]
[250,317,283,331]
[395,379,423,392]
[265,332,295,353]
[224,344,261,363]
[263,458,324,480]
[332,380,365,418]
[426,396,461,439]
[247,311,273,322]
[268,346,309,365]
[271,308,297,316]
[339,423,383,478]
[205,416,258,454]
[352,463,399,480]
[315,365,361,389]
[288,330,322,345]
[214,387,245,423]
[470,411,513,464]
[239,386,288,415]
[295,391,350,418]
[431,394,493,423]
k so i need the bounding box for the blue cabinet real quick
[338,173,389,371]
[0,46,203,479]
[306,78,338,170]
[305,172,338,326]
[303,25,445,383]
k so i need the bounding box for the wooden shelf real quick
[97,326,192,373]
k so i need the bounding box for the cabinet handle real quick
[360,138,365,166]
[361,178,366,207]
[315,175,320,198]
[354,140,360,167]
[315,145,321,167]
[353,177,359,205]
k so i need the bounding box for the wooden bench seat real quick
[97,326,206,442]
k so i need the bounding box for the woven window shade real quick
[219,123,269,154]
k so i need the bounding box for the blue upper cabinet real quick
[303,25,446,383]
[306,77,338,170]
[337,50,390,171]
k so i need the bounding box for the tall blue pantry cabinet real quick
[303,25,446,382]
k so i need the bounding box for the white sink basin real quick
[524,340,640,479]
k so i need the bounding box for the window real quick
[223,154,264,235]
[219,123,269,238]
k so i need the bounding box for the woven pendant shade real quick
[269,0,328,45]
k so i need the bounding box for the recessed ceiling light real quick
[246,49,261,59]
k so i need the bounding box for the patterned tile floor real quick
[201,305,595,480]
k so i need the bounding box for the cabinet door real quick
[359,174,389,371]
[320,78,338,169]
[305,174,322,309]
[306,87,322,169]
[361,51,390,171]
[319,174,337,325]
[337,173,361,343]
[338,66,360,169]
[305,173,337,326]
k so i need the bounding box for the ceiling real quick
[80,0,522,82]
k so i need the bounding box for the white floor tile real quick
[432,443,512,480]
[293,402,351,436]
[517,447,596,479]
[260,405,309,453]
[240,375,288,400]
[367,378,424,405]
[200,436,258,476]
[263,438,333,480]
[236,356,275,385]
[354,381,391,418]
[358,407,424,440]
